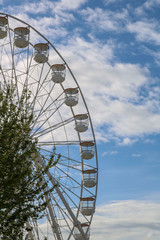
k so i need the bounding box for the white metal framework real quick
[0,13,98,240]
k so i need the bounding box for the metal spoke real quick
[37,140,81,145]
[33,116,75,138]
[31,92,64,132]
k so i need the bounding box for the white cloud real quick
[57,35,160,141]
[55,0,87,10]
[144,138,154,144]
[107,101,160,137]
[119,137,137,146]
[5,0,87,16]
[141,46,160,66]
[81,7,128,32]
[127,20,160,45]
[3,0,75,31]
[143,0,160,9]
[4,0,52,15]
[104,0,123,6]
[102,150,118,157]
[135,0,160,16]
[90,200,160,240]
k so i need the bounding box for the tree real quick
[0,83,58,239]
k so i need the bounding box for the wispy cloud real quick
[81,7,128,32]
[57,35,160,141]
[4,0,87,15]
[104,0,123,6]
[102,150,118,157]
[119,137,137,146]
[91,200,160,240]
[3,0,53,15]
[135,0,160,16]
[55,0,87,10]
[132,153,142,157]
[127,19,160,45]
[144,138,154,144]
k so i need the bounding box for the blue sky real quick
[1,0,160,239]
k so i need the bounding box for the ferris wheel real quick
[0,13,98,240]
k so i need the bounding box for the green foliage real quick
[0,83,58,239]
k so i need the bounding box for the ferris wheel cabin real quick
[51,64,66,83]
[33,43,49,63]
[14,27,30,48]
[0,16,8,39]
[83,169,97,188]
[74,223,90,240]
[80,197,95,216]
[80,141,94,160]
[74,114,89,132]
[64,88,79,107]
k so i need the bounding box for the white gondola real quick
[0,16,8,39]
[33,43,49,63]
[83,169,97,188]
[74,223,90,240]
[74,114,88,132]
[80,142,94,160]
[14,27,30,48]
[51,64,66,83]
[80,197,95,216]
[64,88,79,107]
